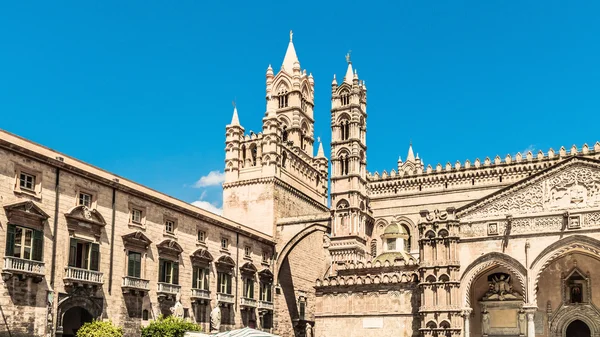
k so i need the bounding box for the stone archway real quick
[549,303,600,337]
[566,320,591,337]
[56,293,103,337]
[61,306,93,337]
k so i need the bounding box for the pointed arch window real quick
[281,151,287,168]
[282,126,288,142]
[277,88,289,109]
[340,119,350,141]
[340,91,350,106]
[241,144,247,167]
[250,144,257,166]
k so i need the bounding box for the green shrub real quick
[141,315,203,337]
[77,320,123,337]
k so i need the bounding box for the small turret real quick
[225,105,245,183]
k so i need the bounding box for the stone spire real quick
[282,30,299,74]
[406,143,415,162]
[230,105,240,126]
[316,138,326,158]
[344,51,353,84]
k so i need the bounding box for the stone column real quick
[523,306,537,337]
[462,308,473,337]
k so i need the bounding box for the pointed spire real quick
[344,51,353,84]
[282,30,299,74]
[316,137,325,158]
[406,142,415,162]
[230,104,240,126]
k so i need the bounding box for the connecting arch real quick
[275,223,329,281]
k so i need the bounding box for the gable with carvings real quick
[458,157,600,220]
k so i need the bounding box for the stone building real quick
[0,131,276,337]
[2,31,600,337]
[222,32,600,337]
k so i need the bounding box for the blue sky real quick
[1,1,599,214]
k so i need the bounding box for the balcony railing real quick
[217,292,235,304]
[157,282,181,295]
[240,297,257,307]
[3,257,45,276]
[191,288,211,300]
[64,267,104,285]
[122,276,150,291]
[258,300,274,310]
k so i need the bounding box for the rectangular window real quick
[299,301,306,320]
[192,266,209,290]
[131,209,142,224]
[244,246,251,257]
[19,172,36,191]
[260,281,273,302]
[6,225,43,261]
[262,251,270,264]
[217,271,232,294]
[386,238,396,251]
[158,259,179,285]
[197,230,206,243]
[79,192,92,207]
[68,238,99,271]
[244,278,255,299]
[221,238,229,250]
[165,220,175,234]
[127,251,142,278]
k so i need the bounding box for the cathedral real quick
[222,32,600,337]
[0,32,599,337]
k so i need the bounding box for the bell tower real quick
[329,54,373,263]
[265,30,315,156]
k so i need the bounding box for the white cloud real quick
[194,171,225,188]
[192,200,223,215]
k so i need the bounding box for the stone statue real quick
[305,323,313,337]
[482,310,490,335]
[518,311,526,335]
[170,293,184,319]
[210,305,221,333]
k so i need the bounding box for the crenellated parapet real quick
[368,143,600,197]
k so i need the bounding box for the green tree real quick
[141,315,203,337]
[76,320,123,337]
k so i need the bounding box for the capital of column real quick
[461,307,473,317]
[522,304,537,314]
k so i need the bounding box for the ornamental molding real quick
[458,157,600,220]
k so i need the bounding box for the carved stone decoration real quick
[210,305,221,333]
[481,273,522,301]
[65,205,107,238]
[487,223,499,236]
[459,159,600,219]
[549,304,600,337]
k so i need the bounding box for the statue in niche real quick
[571,284,583,303]
[482,310,490,335]
[518,310,526,335]
[482,273,522,301]
[169,293,184,319]
[210,305,221,333]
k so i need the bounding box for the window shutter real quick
[5,224,16,257]
[32,230,44,262]
[226,274,232,294]
[173,262,179,285]
[192,267,198,289]
[68,238,77,267]
[158,259,165,282]
[217,272,222,292]
[128,252,135,277]
[90,243,100,271]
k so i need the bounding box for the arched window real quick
[241,144,247,167]
[282,126,288,142]
[300,132,305,151]
[281,151,287,168]
[344,156,349,175]
[341,92,350,106]
[278,88,289,109]
[250,144,257,166]
[340,120,350,141]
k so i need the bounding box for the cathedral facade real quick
[1,33,600,337]
[222,33,600,337]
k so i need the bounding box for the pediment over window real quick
[3,201,49,225]
[258,268,274,281]
[240,262,257,275]
[190,249,213,265]
[216,255,235,269]
[65,205,107,227]
[122,231,152,250]
[458,157,600,220]
[156,239,183,256]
